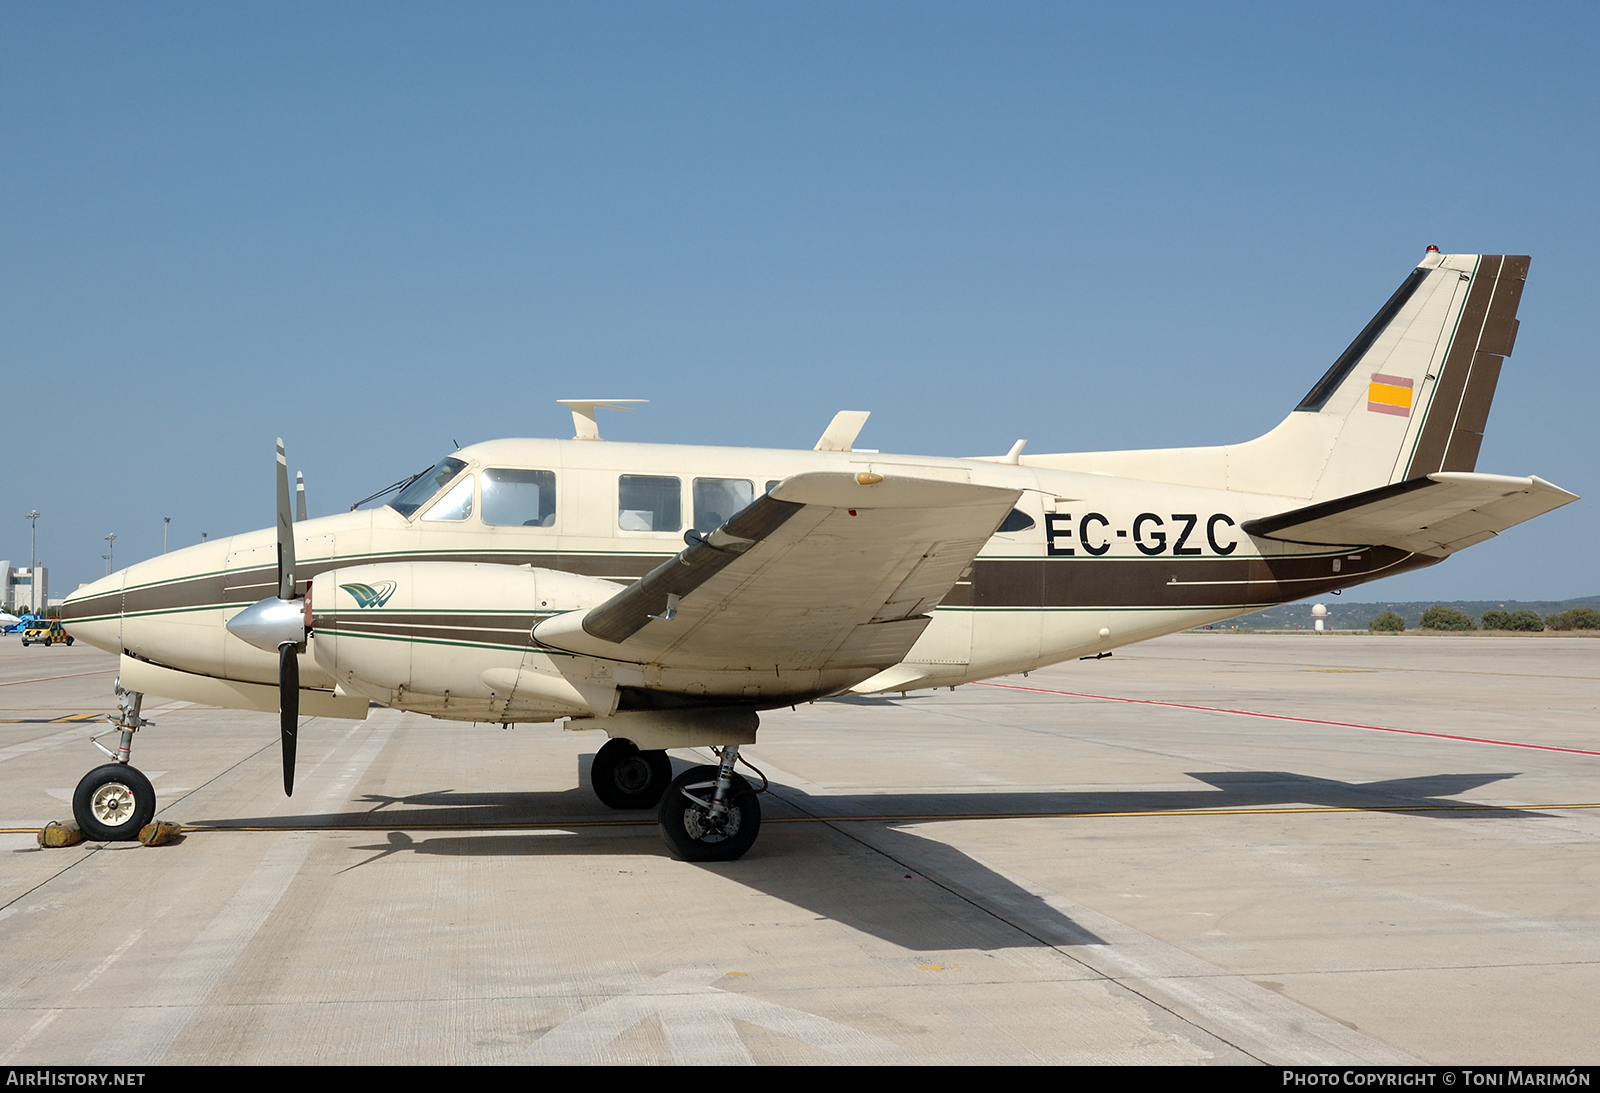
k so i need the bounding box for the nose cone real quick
[59,571,125,654]
[226,596,307,652]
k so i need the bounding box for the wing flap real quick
[1242,472,1578,555]
[535,471,1020,672]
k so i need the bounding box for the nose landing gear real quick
[73,764,156,842]
[72,684,157,842]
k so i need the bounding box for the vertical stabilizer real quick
[1023,251,1531,502]
[1295,251,1528,499]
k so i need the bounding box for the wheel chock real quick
[38,821,84,848]
[138,821,184,847]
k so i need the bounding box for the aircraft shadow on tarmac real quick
[193,762,1535,954]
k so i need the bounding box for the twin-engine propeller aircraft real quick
[60,250,1576,860]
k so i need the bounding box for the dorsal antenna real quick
[557,399,648,441]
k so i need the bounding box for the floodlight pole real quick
[24,510,40,612]
[104,532,116,576]
[163,516,171,554]
[25,510,39,576]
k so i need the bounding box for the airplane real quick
[57,249,1577,861]
[0,611,23,633]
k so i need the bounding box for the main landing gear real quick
[590,738,762,862]
[72,684,157,842]
[590,738,674,810]
[657,744,760,863]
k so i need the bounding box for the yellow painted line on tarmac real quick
[7,801,1599,838]
[0,714,103,724]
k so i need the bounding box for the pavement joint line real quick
[759,783,1270,1064]
[975,680,1600,757]
[5,801,1599,837]
[152,734,280,819]
[0,668,119,688]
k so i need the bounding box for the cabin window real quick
[390,458,467,518]
[997,508,1036,533]
[482,469,557,527]
[422,475,474,521]
[618,475,681,532]
[693,478,754,534]
[765,480,781,494]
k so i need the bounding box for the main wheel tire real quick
[658,764,761,862]
[72,764,157,842]
[590,738,674,810]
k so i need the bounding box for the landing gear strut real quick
[72,684,157,842]
[658,744,761,862]
[590,738,674,810]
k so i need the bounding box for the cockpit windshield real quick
[389,458,467,518]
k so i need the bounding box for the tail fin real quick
[1025,251,1531,501]
[1292,251,1528,497]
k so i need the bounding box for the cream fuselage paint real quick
[61,436,1418,724]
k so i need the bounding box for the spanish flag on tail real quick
[1367,373,1413,418]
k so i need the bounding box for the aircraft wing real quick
[534,472,1020,672]
[1242,472,1578,555]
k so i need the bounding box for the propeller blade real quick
[276,438,296,600]
[296,471,307,522]
[280,641,299,796]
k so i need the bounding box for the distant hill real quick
[1212,595,1600,631]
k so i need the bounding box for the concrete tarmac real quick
[0,632,1596,1065]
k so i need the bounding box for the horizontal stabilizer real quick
[1242,472,1578,556]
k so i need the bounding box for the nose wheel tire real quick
[72,764,157,842]
[590,738,674,810]
[658,764,761,862]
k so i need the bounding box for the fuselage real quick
[60,436,1434,721]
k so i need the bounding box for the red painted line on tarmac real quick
[973,680,1600,757]
[0,668,118,688]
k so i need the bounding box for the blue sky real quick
[3,3,1595,600]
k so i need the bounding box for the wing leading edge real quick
[534,471,1021,675]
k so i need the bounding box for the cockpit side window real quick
[483,469,557,527]
[421,475,474,521]
[390,458,467,518]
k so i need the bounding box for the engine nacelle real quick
[309,562,623,721]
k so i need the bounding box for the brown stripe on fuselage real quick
[77,551,671,621]
[70,544,1436,630]
[942,547,1433,609]
[314,612,546,649]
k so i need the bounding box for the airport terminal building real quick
[0,562,48,612]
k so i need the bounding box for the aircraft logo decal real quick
[341,581,397,609]
[1367,372,1414,417]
